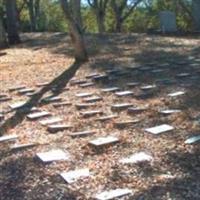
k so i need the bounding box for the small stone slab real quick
[119,152,153,164]
[95,188,132,200]
[140,85,156,91]
[36,82,49,87]
[83,96,102,103]
[0,96,12,102]
[168,91,185,97]
[42,96,62,103]
[115,91,134,97]
[89,136,119,147]
[18,88,35,95]
[145,124,174,135]
[11,143,36,151]
[27,111,51,120]
[176,73,190,78]
[70,79,87,85]
[85,73,99,79]
[9,85,26,92]
[128,106,147,114]
[52,101,72,108]
[92,74,108,81]
[0,134,18,143]
[36,149,69,163]
[159,109,181,115]
[75,92,93,98]
[96,114,118,122]
[80,110,103,117]
[80,82,94,88]
[75,103,96,110]
[9,101,27,110]
[0,94,8,98]
[39,117,63,126]
[70,130,96,137]
[111,103,132,111]
[114,119,140,128]
[60,168,90,184]
[126,82,140,87]
[185,135,200,144]
[101,87,120,93]
[47,124,73,133]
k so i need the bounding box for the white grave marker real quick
[89,136,119,147]
[145,124,174,135]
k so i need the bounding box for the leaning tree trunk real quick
[96,11,106,33]
[192,0,200,31]
[60,0,88,62]
[0,18,7,48]
[5,0,20,44]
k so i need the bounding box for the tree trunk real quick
[0,18,7,48]
[96,11,105,33]
[60,0,88,62]
[28,0,37,31]
[115,17,122,32]
[192,0,200,31]
[5,0,20,44]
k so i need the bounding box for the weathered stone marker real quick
[89,136,119,147]
[111,103,132,111]
[101,87,120,93]
[0,134,18,143]
[27,111,51,120]
[39,117,63,126]
[47,124,73,133]
[80,110,103,118]
[83,96,102,103]
[168,91,185,97]
[145,124,174,135]
[115,91,134,97]
[70,130,96,137]
[185,135,200,144]
[11,143,36,151]
[60,168,90,184]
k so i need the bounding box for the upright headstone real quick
[159,11,177,33]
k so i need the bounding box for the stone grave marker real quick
[85,73,99,79]
[159,109,181,115]
[60,168,90,184]
[176,73,190,78]
[96,114,118,122]
[75,103,96,110]
[75,92,94,98]
[36,149,69,163]
[92,74,108,82]
[101,87,120,93]
[0,134,18,143]
[185,135,200,144]
[39,117,63,126]
[11,143,36,151]
[114,119,140,128]
[9,85,26,92]
[9,101,27,110]
[89,136,119,147]
[128,106,147,114]
[80,82,94,88]
[18,88,35,95]
[42,96,62,103]
[126,82,140,87]
[52,101,72,108]
[70,79,87,85]
[111,103,132,111]
[168,91,185,97]
[119,152,153,164]
[47,124,73,133]
[27,111,51,120]
[80,110,103,118]
[0,96,12,102]
[115,91,134,97]
[95,188,132,200]
[145,124,174,135]
[83,96,102,103]
[70,130,96,137]
[140,85,156,91]
[36,82,49,87]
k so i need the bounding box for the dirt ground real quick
[0,33,200,200]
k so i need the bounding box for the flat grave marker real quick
[70,130,96,137]
[111,103,132,111]
[168,91,185,97]
[9,101,27,110]
[60,168,90,184]
[115,91,134,97]
[47,124,73,133]
[0,96,12,102]
[83,96,102,103]
[96,114,118,122]
[39,117,63,126]
[11,143,36,151]
[80,110,103,117]
[80,82,94,88]
[128,106,147,114]
[127,82,140,87]
[101,87,120,93]
[18,88,35,95]
[114,119,140,128]
[119,152,153,164]
[140,85,156,91]
[75,103,96,109]
[159,109,181,115]
[9,85,26,92]
[27,111,51,120]
[75,92,94,98]
[95,188,132,200]
[52,101,72,108]
[89,136,119,147]
[185,135,200,144]
[0,134,18,143]
[36,149,69,163]
[145,124,174,135]
[42,96,62,103]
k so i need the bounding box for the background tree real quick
[0,17,7,48]
[60,0,88,62]
[87,0,109,33]
[111,0,143,32]
[5,0,21,44]
[192,0,200,31]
